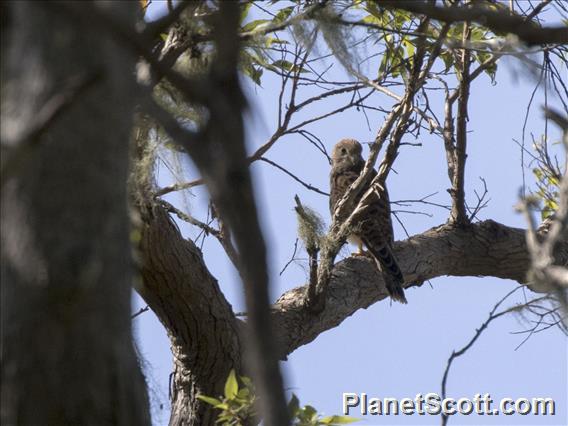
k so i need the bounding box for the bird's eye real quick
[340,148,347,155]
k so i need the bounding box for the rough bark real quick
[137,206,242,426]
[272,220,566,357]
[1,2,149,424]
[137,201,567,423]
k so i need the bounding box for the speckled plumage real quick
[329,139,407,303]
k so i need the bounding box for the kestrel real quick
[329,138,407,303]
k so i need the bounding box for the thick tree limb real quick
[137,205,242,426]
[139,203,567,365]
[272,219,568,358]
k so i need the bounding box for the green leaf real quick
[250,66,263,85]
[392,9,411,28]
[264,36,289,47]
[197,395,223,407]
[274,6,294,23]
[361,14,380,25]
[470,26,486,42]
[288,393,300,416]
[269,60,308,74]
[402,37,415,57]
[240,375,253,387]
[240,2,252,25]
[440,50,454,72]
[243,19,271,32]
[272,59,295,71]
[548,176,559,187]
[545,198,558,211]
[303,405,318,418]
[214,402,229,410]
[242,56,264,86]
[365,1,384,20]
[533,168,543,180]
[237,388,250,399]
[224,369,239,399]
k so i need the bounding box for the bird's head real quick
[331,138,364,169]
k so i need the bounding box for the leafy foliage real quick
[198,371,359,426]
[360,1,499,81]
[197,370,256,426]
[526,135,564,220]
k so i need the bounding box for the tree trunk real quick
[137,205,243,426]
[1,2,149,424]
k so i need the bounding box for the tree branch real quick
[311,18,446,311]
[440,286,523,426]
[378,0,568,46]
[157,199,239,268]
[449,21,472,226]
[137,205,242,426]
[518,108,568,316]
[271,219,568,358]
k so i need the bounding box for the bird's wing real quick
[358,184,407,303]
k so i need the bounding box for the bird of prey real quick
[329,138,407,303]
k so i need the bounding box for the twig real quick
[279,238,300,276]
[157,199,240,269]
[260,158,329,196]
[154,178,204,197]
[512,303,565,350]
[440,287,523,426]
[131,305,150,319]
[517,108,568,316]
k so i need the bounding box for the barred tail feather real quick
[363,239,408,304]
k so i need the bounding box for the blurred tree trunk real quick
[1,2,150,424]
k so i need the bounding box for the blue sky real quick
[135,2,567,425]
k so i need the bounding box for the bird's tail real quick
[363,239,407,304]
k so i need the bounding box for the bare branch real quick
[440,286,523,426]
[157,199,239,268]
[449,22,472,226]
[518,108,568,316]
[154,178,204,197]
[131,306,150,320]
[260,157,329,196]
[279,238,300,276]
